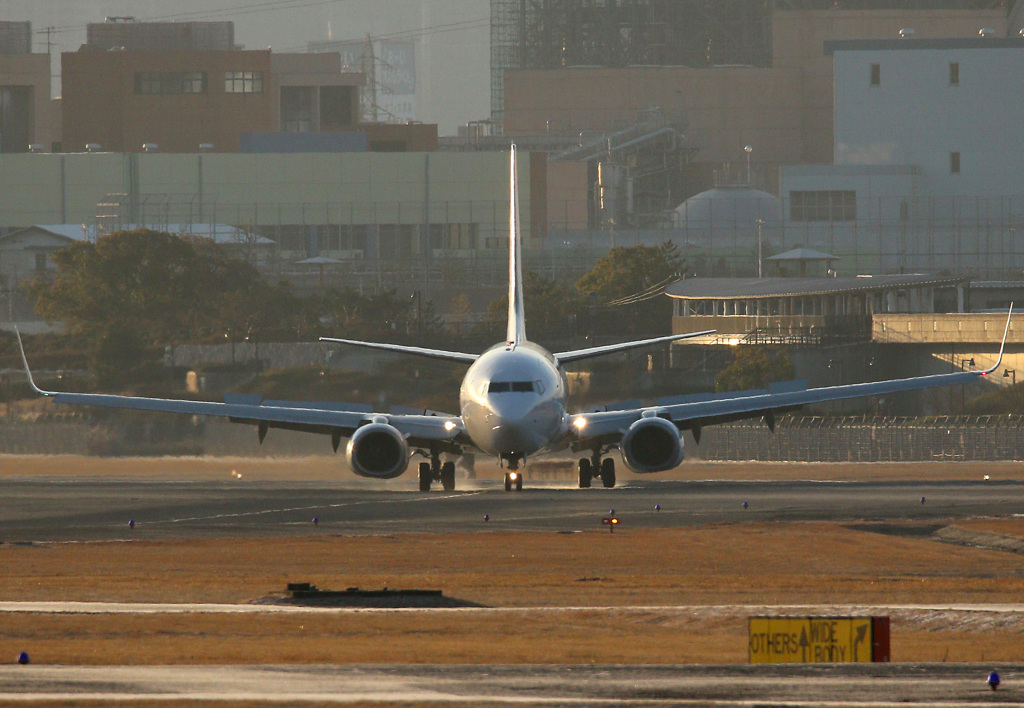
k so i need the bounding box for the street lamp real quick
[1004,368,1016,386]
[960,357,975,413]
[744,145,753,185]
[756,217,765,279]
[410,290,422,340]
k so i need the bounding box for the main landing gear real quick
[418,447,456,492]
[578,450,616,489]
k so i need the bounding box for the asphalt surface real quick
[1,474,1022,542]
[0,663,1021,705]
[3,470,1024,705]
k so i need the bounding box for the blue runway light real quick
[742,501,749,509]
[988,671,1001,690]
[654,504,660,511]
[17,652,29,665]
[484,514,490,522]
[609,509,615,515]
[128,519,135,530]
[920,496,926,505]
[312,516,319,526]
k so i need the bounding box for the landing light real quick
[509,472,518,481]
[727,337,740,346]
[444,420,457,432]
[573,417,587,430]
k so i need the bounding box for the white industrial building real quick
[780,35,1024,278]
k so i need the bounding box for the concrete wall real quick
[833,40,1024,201]
[0,53,56,151]
[502,9,1007,172]
[0,150,535,251]
[61,50,275,153]
[873,313,1024,345]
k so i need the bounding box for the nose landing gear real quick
[502,454,525,492]
[578,449,616,489]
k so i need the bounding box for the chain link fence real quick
[2,415,1024,462]
[693,415,1024,463]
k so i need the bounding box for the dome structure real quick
[671,186,783,232]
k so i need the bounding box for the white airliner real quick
[19,146,1012,492]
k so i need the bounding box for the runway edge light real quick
[17,652,29,665]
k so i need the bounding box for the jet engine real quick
[345,422,409,479]
[620,415,685,473]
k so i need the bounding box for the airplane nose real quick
[489,400,543,452]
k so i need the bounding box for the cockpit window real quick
[487,380,542,394]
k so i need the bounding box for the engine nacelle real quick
[345,422,409,479]
[620,415,685,473]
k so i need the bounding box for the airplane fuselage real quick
[459,341,569,461]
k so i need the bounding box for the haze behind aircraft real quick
[19,146,1013,491]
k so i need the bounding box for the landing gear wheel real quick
[578,458,592,488]
[440,461,456,491]
[601,458,616,488]
[515,473,523,492]
[504,473,513,492]
[418,461,432,492]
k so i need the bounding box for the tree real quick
[477,270,581,343]
[316,288,443,344]
[576,242,683,299]
[715,347,795,393]
[575,242,683,335]
[30,229,278,384]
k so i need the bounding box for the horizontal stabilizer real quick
[319,337,478,363]
[555,329,715,363]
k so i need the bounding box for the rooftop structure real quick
[85,19,234,52]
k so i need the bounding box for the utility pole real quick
[361,34,379,123]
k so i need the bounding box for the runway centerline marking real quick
[147,491,483,526]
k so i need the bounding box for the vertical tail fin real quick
[507,144,527,346]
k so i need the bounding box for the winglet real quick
[981,303,1013,375]
[15,328,50,397]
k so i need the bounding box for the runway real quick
[1,474,1022,542]
[3,468,1024,705]
[0,662,1019,705]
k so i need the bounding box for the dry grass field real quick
[1,455,1024,668]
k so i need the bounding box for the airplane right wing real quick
[17,333,465,451]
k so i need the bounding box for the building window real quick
[949,62,959,86]
[225,71,263,94]
[870,63,880,86]
[789,190,857,222]
[950,151,961,174]
[134,72,206,94]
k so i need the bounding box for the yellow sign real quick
[749,617,874,664]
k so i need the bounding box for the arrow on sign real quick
[799,626,810,662]
[853,623,868,659]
